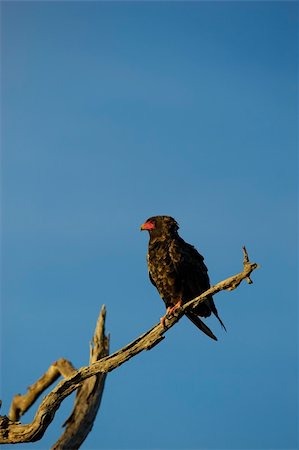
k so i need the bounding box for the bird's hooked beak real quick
[140,220,155,231]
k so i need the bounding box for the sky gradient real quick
[1,2,298,449]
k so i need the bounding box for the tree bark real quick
[51,306,109,450]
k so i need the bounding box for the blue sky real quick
[1,1,298,449]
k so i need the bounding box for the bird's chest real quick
[147,241,182,305]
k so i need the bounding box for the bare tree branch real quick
[51,306,109,450]
[184,246,259,312]
[0,247,259,445]
[8,359,76,422]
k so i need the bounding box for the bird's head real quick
[140,216,179,237]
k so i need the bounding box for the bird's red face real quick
[140,219,156,231]
[140,216,179,235]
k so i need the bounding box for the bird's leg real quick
[160,307,172,328]
[167,299,183,316]
[160,301,182,328]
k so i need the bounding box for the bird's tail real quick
[214,311,227,332]
[185,311,218,341]
[210,302,227,332]
[206,296,227,332]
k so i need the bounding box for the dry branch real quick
[51,306,109,450]
[8,359,76,422]
[0,247,259,445]
[2,307,109,448]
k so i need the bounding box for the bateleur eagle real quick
[141,215,226,341]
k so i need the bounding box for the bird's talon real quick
[160,316,167,328]
[168,300,183,316]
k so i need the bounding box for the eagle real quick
[141,215,226,340]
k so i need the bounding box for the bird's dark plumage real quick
[141,215,226,340]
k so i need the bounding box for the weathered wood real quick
[51,306,109,450]
[9,359,76,422]
[0,247,259,445]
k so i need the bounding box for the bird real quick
[140,215,226,340]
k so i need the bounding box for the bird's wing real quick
[169,237,210,296]
[169,237,226,330]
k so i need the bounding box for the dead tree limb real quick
[8,359,76,422]
[51,305,109,450]
[3,306,109,449]
[0,247,259,445]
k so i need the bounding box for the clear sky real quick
[1,1,298,449]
